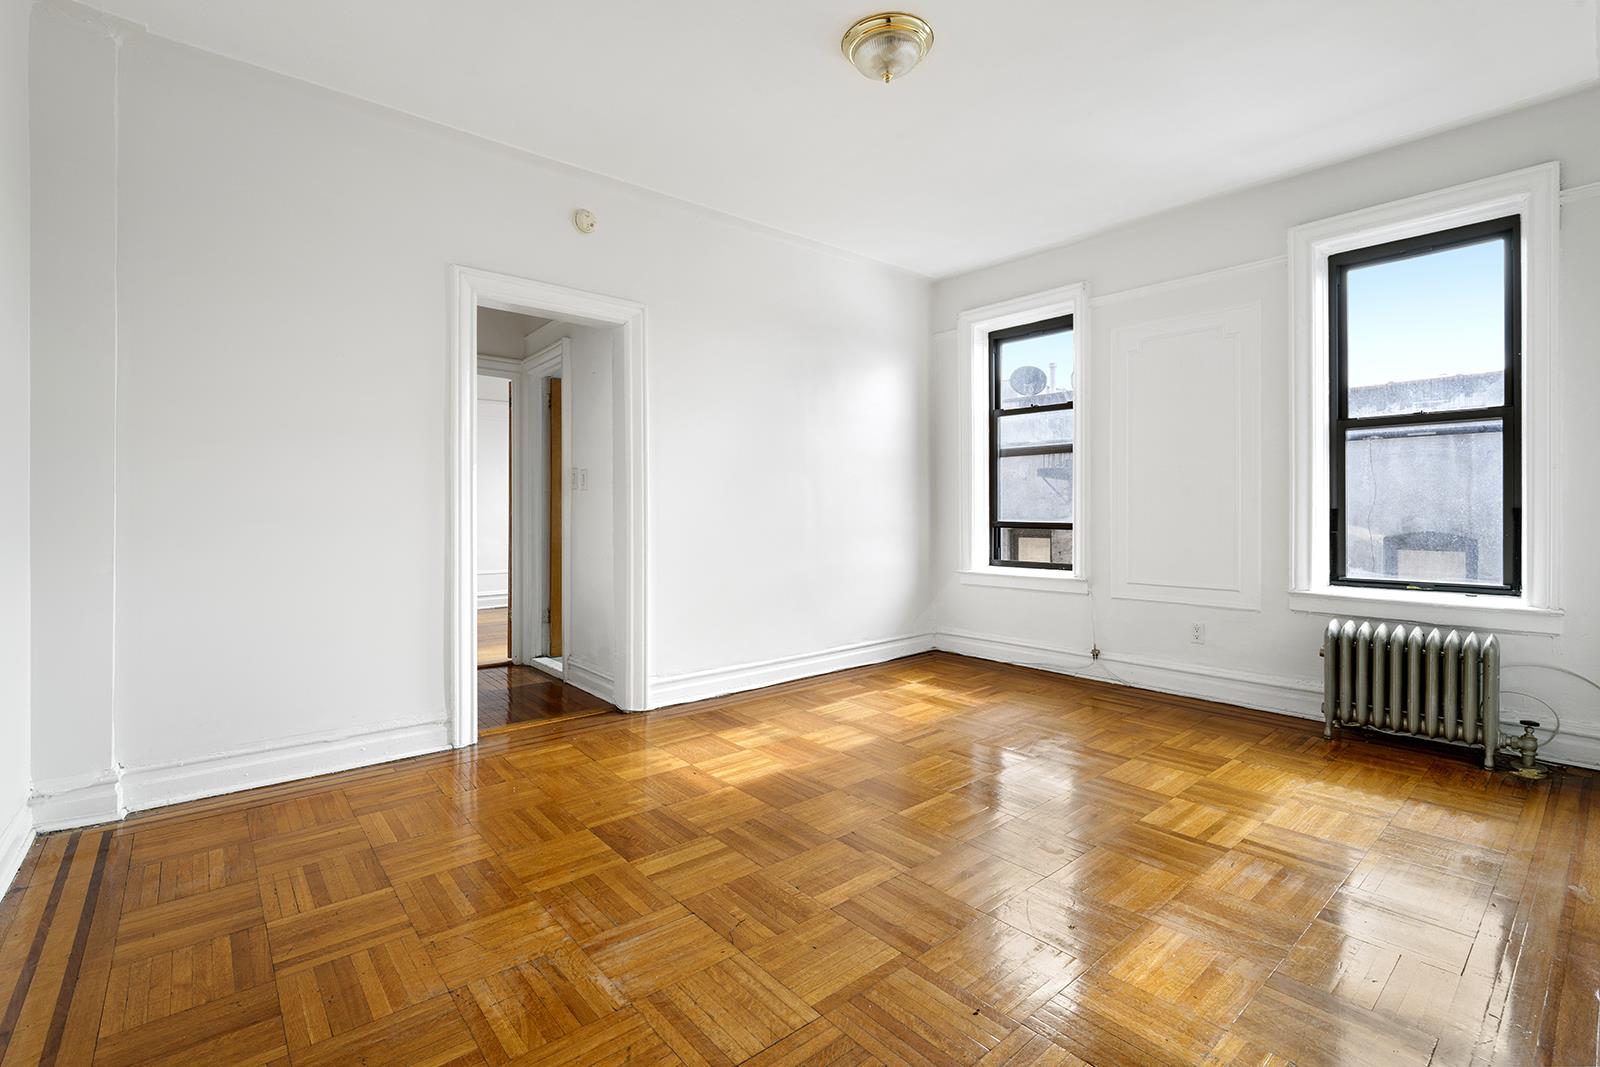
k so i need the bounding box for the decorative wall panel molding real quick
[1110,304,1262,610]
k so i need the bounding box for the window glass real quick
[996,453,1073,524]
[997,409,1073,450]
[1341,420,1504,587]
[1345,239,1506,418]
[997,331,1073,410]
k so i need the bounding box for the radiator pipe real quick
[1390,625,1407,735]
[1481,634,1501,770]
[1372,623,1390,730]
[1405,628,1423,734]
[1354,621,1372,726]
[1462,632,1481,746]
[1321,620,1339,740]
[1441,629,1461,742]
[1339,620,1357,725]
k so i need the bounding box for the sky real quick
[1346,237,1507,387]
[998,329,1073,403]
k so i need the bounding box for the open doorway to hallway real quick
[472,303,618,732]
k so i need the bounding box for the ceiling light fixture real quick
[841,13,933,84]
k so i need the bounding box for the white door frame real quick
[449,266,648,748]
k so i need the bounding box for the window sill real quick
[1287,587,1562,636]
[958,568,1090,594]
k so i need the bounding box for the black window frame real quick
[989,314,1075,571]
[1328,215,1521,596]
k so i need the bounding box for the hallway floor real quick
[477,607,509,666]
[478,664,614,732]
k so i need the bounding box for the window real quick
[1288,163,1559,633]
[1328,217,1519,595]
[958,283,1089,589]
[989,315,1075,569]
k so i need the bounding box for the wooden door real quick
[548,379,563,657]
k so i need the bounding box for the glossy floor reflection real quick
[1,652,1594,1065]
[478,663,615,732]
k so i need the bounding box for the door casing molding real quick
[449,266,648,747]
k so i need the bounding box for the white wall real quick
[474,373,510,609]
[29,14,930,813]
[28,8,121,829]
[931,85,1600,767]
[1,0,35,879]
[565,324,617,690]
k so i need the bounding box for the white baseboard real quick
[0,799,33,896]
[565,659,614,704]
[931,628,1600,771]
[1542,729,1600,771]
[119,718,452,813]
[649,633,936,709]
[934,628,1324,720]
[529,656,564,679]
[476,594,509,610]
[30,768,126,832]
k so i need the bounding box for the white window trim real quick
[956,283,1091,593]
[1287,162,1562,635]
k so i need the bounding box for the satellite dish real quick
[1009,365,1048,397]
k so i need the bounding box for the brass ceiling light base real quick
[841,13,934,84]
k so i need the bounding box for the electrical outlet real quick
[1190,623,1206,645]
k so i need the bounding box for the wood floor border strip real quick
[479,706,613,738]
[0,832,80,1050]
[1547,776,1600,1065]
[36,831,112,1067]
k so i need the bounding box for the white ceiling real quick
[83,0,1599,277]
[476,307,550,360]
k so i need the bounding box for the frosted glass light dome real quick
[841,13,934,84]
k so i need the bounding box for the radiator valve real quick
[1502,720,1548,780]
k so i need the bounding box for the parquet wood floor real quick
[2,652,1596,1066]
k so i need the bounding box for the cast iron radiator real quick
[1321,617,1501,769]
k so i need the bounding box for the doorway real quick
[451,266,649,749]
[466,292,634,736]
[474,369,515,667]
